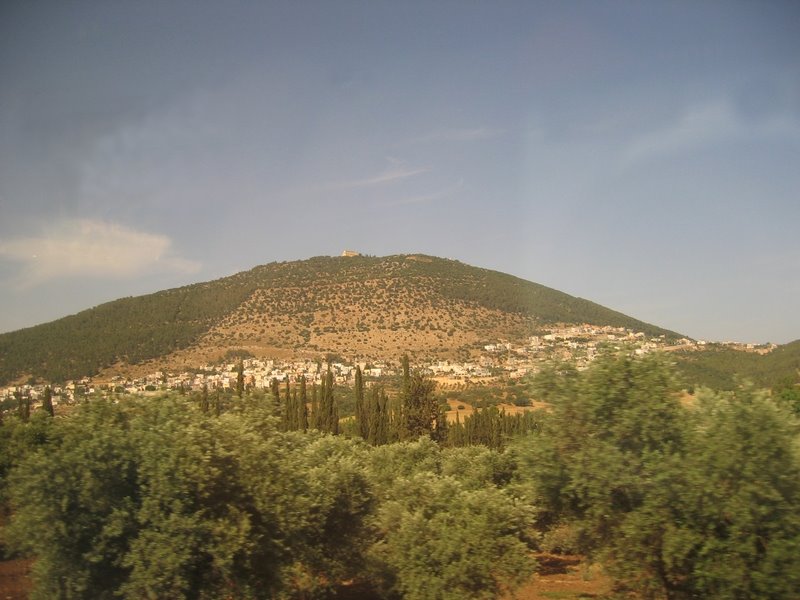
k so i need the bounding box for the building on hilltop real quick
[341,249,360,257]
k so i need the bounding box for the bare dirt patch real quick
[0,559,32,600]
[507,554,613,600]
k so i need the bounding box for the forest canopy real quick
[2,353,799,599]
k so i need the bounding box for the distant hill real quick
[674,339,800,390]
[0,254,680,385]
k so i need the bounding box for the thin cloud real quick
[0,219,201,288]
[386,181,464,207]
[621,102,800,168]
[334,165,430,189]
[293,163,431,198]
[409,127,505,144]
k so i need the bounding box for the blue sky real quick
[1,1,798,343]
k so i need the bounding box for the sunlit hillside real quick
[0,254,677,384]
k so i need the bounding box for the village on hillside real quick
[2,323,776,407]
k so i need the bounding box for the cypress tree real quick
[200,383,210,414]
[401,354,411,399]
[235,360,245,398]
[324,369,338,435]
[282,379,292,431]
[318,376,328,431]
[367,386,391,445]
[378,389,390,444]
[433,401,448,443]
[404,370,437,439]
[448,412,464,447]
[270,377,281,416]
[15,391,29,422]
[354,365,367,439]
[367,386,380,445]
[298,376,308,431]
[42,386,54,417]
[311,382,320,430]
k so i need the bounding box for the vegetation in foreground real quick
[1,353,799,599]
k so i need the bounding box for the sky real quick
[1,1,799,344]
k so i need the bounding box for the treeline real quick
[675,338,800,390]
[522,354,800,598]
[0,282,254,384]
[264,356,540,449]
[3,353,800,599]
[1,397,534,600]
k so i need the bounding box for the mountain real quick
[0,254,679,385]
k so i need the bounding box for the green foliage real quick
[235,360,244,398]
[401,356,440,440]
[4,397,376,599]
[223,348,255,362]
[314,369,339,435]
[41,386,54,417]
[446,406,540,450]
[0,410,54,526]
[674,339,800,390]
[366,439,535,600]
[643,387,800,598]
[373,473,534,600]
[774,375,800,414]
[354,365,367,439]
[520,354,800,599]
[3,396,536,599]
[6,400,140,597]
[0,282,254,384]
[7,352,798,598]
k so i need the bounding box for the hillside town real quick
[1,324,776,407]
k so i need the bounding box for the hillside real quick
[0,254,679,384]
[674,339,800,390]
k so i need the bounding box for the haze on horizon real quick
[1,1,798,344]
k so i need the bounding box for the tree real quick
[282,379,292,431]
[354,365,368,439]
[5,391,547,599]
[5,395,377,599]
[214,390,222,417]
[41,386,54,418]
[270,377,281,416]
[366,440,535,600]
[773,375,800,415]
[6,400,140,598]
[15,392,29,423]
[297,376,308,432]
[311,383,320,430]
[518,354,800,599]
[200,383,209,414]
[321,369,338,435]
[367,387,389,446]
[622,387,800,599]
[524,353,684,530]
[235,360,245,398]
[399,355,439,440]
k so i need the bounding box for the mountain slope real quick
[0,254,679,384]
[674,339,800,390]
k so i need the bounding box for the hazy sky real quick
[1,1,798,343]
